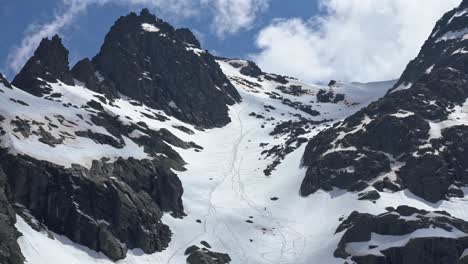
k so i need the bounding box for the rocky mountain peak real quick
[91,8,241,128]
[140,7,155,19]
[12,35,74,96]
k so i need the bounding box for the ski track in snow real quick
[11,61,435,264]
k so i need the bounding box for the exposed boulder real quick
[239,61,263,78]
[226,59,263,78]
[186,247,231,264]
[357,190,381,201]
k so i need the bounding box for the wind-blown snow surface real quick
[0,79,193,168]
[10,61,417,264]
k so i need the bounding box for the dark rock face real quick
[1,152,184,261]
[0,168,24,264]
[301,148,391,195]
[300,0,468,203]
[316,89,345,103]
[357,190,381,201]
[12,35,74,96]
[174,28,201,48]
[186,247,231,264]
[335,206,468,264]
[399,154,451,203]
[0,73,12,89]
[71,58,117,96]
[90,9,240,128]
[226,59,263,78]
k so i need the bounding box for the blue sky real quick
[0,0,319,78]
[0,0,461,82]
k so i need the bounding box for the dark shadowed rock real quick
[372,177,400,193]
[0,168,24,264]
[186,248,231,264]
[175,28,201,48]
[300,0,468,203]
[1,151,184,261]
[239,61,263,78]
[226,59,262,78]
[358,190,381,201]
[185,245,200,256]
[12,35,74,96]
[301,149,391,196]
[71,58,117,97]
[91,9,241,128]
[316,89,345,103]
[399,154,451,203]
[0,73,12,89]
[200,241,211,248]
[335,206,468,263]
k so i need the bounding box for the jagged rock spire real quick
[12,35,74,96]
[0,73,12,88]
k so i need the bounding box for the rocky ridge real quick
[299,1,468,263]
[13,9,240,129]
[301,0,468,203]
[335,206,468,264]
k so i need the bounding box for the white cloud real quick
[6,0,93,75]
[5,0,270,76]
[251,0,461,83]
[203,0,269,37]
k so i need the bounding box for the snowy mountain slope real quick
[2,52,396,264]
[3,3,468,264]
[297,0,468,262]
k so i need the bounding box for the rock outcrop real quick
[301,0,468,203]
[185,244,231,264]
[0,167,24,264]
[335,206,468,264]
[1,152,184,261]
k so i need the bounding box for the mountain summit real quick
[90,8,241,128]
